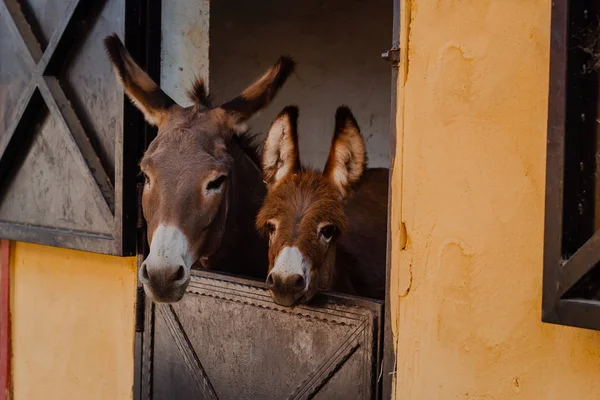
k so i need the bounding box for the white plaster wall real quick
[209,0,392,168]
[161,0,210,107]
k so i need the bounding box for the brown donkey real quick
[256,106,388,306]
[104,34,294,303]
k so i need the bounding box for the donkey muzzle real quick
[266,246,310,306]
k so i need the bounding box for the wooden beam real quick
[39,77,115,217]
[542,0,568,318]
[559,229,600,299]
[555,299,600,331]
[0,0,41,65]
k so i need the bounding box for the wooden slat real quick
[288,323,365,400]
[0,222,115,255]
[383,0,402,397]
[555,299,600,331]
[41,77,115,210]
[0,2,38,186]
[157,304,219,400]
[558,229,600,299]
[542,0,569,321]
[36,0,81,74]
[38,77,114,226]
[0,83,36,162]
[0,0,42,64]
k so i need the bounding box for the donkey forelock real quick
[104,33,294,303]
[186,77,212,109]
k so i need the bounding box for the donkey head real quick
[256,106,366,306]
[104,34,294,303]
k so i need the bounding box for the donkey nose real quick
[266,272,306,294]
[139,263,150,284]
[139,262,187,287]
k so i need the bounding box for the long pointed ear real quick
[323,106,367,198]
[104,34,176,127]
[219,56,295,128]
[262,106,301,187]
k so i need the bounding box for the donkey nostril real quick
[291,274,305,291]
[173,265,186,282]
[266,274,275,289]
[140,264,150,282]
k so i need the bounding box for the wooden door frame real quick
[378,1,400,398]
[133,0,401,398]
[381,0,401,398]
[542,0,600,331]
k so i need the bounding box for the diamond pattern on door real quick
[140,270,383,400]
[0,0,141,255]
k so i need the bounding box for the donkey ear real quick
[323,106,367,198]
[104,34,176,127]
[262,106,300,186]
[219,56,295,128]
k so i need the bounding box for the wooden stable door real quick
[0,0,145,255]
[134,0,395,398]
[136,270,384,400]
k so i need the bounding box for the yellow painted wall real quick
[10,242,137,400]
[391,0,600,399]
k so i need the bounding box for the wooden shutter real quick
[0,0,145,255]
[543,0,600,330]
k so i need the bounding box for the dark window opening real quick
[543,0,600,330]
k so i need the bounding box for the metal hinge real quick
[381,46,400,63]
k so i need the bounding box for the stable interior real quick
[209,0,393,296]
[209,0,392,169]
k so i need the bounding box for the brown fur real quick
[257,106,388,305]
[104,34,295,302]
[261,106,301,186]
[323,107,367,198]
[104,34,176,126]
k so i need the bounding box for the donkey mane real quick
[232,132,262,167]
[185,79,262,166]
[186,78,212,108]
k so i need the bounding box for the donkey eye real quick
[206,175,227,192]
[142,172,150,186]
[267,222,276,236]
[318,224,336,242]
